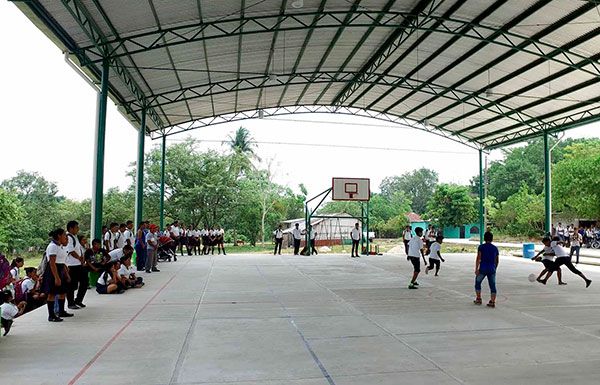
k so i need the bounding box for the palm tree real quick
[225,127,261,161]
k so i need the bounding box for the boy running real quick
[425,235,445,276]
[474,231,499,308]
[407,227,427,289]
[533,237,564,285]
[552,236,592,287]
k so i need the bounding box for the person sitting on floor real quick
[96,261,123,295]
[108,245,134,262]
[118,255,144,289]
[1,290,26,336]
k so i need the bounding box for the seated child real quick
[1,290,26,336]
[96,262,123,294]
[118,255,144,289]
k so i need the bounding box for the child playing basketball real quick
[533,237,564,285]
[407,227,427,289]
[474,231,499,308]
[425,235,445,276]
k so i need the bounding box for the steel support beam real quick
[331,0,440,107]
[478,149,485,244]
[159,135,166,231]
[91,59,109,240]
[75,10,600,80]
[61,0,165,129]
[157,105,480,150]
[135,108,146,231]
[543,132,551,235]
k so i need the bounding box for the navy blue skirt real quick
[41,263,69,294]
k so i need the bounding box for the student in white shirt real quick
[170,221,181,261]
[118,255,144,289]
[570,228,583,264]
[552,236,592,287]
[402,226,413,256]
[116,223,127,249]
[216,227,226,255]
[41,228,73,322]
[104,222,119,251]
[1,290,25,336]
[96,261,121,294]
[292,223,303,255]
[350,223,361,258]
[534,237,564,285]
[65,220,88,310]
[124,221,135,247]
[309,227,318,255]
[20,267,40,312]
[425,235,445,276]
[9,257,24,282]
[407,227,426,289]
[145,224,160,273]
[273,225,284,255]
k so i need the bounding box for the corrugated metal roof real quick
[13,0,600,149]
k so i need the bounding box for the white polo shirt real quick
[541,245,555,261]
[274,229,283,239]
[108,248,124,262]
[65,233,82,266]
[118,264,135,277]
[97,272,113,286]
[171,226,181,237]
[123,229,135,246]
[104,231,117,251]
[429,242,441,260]
[116,231,126,249]
[407,236,424,258]
[46,241,68,264]
[351,228,360,241]
[0,303,19,320]
[551,242,570,258]
[21,278,35,294]
[292,227,302,240]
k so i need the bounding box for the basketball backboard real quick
[332,178,370,201]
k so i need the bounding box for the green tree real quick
[552,140,600,218]
[491,186,544,236]
[1,171,63,247]
[225,127,260,162]
[0,188,25,251]
[380,168,438,214]
[426,184,477,227]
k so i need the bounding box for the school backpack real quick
[13,278,26,303]
[37,252,48,278]
[0,253,11,289]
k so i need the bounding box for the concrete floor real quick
[2,252,600,385]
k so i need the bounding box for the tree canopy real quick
[380,168,437,214]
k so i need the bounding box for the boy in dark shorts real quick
[534,237,564,285]
[425,235,445,276]
[474,231,499,308]
[407,227,427,289]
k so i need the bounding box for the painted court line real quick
[68,259,192,385]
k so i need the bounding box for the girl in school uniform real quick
[1,290,26,336]
[42,228,74,322]
[96,261,121,294]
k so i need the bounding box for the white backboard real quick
[332,178,370,201]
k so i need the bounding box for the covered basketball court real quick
[4,0,600,384]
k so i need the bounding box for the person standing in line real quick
[65,221,87,310]
[170,221,181,261]
[350,223,361,258]
[124,221,135,247]
[135,222,147,271]
[115,223,127,250]
[570,228,582,264]
[42,228,74,322]
[104,223,119,251]
[309,226,318,255]
[407,227,426,289]
[145,224,160,273]
[273,225,284,255]
[179,224,188,258]
[474,231,499,308]
[201,226,209,255]
[217,226,226,255]
[556,223,566,242]
[292,223,302,255]
[402,226,412,256]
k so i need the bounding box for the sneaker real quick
[48,316,63,322]
[58,312,74,318]
[408,284,418,289]
[413,282,419,286]
[117,289,126,294]
[145,270,151,273]
[67,304,80,310]
[152,268,160,272]
[75,302,86,308]
[586,279,592,288]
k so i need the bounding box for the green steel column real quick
[159,135,166,231]
[134,108,146,230]
[543,132,551,235]
[305,204,310,255]
[478,149,485,244]
[365,200,370,255]
[91,58,109,240]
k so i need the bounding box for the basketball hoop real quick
[332,178,370,201]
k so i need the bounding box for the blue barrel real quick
[523,243,535,259]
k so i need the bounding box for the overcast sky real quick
[1,1,598,202]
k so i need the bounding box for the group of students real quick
[533,236,592,287]
[0,219,147,335]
